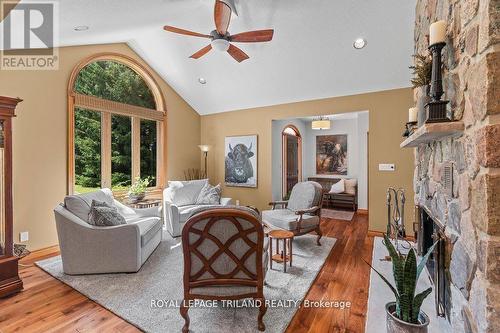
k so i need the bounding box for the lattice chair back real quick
[182,207,265,291]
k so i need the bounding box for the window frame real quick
[68,53,166,197]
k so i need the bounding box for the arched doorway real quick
[282,125,302,199]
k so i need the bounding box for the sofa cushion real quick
[178,205,203,222]
[64,189,114,222]
[126,216,162,247]
[88,200,126,227]
[167,179,208,206]
[344,178,357,195]
[329,179,345,194]
[195,183,221,205]
[262,209,319,231]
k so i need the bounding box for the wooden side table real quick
[125,198,161,209]
[268,230,294,272]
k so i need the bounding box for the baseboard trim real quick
[357,209,368,215]
[19,245,60,265]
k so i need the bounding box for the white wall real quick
[272,112,369,209]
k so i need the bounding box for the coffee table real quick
[268,229,294,272]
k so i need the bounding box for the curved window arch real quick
[282,125,302,199]
[68,53,166,195]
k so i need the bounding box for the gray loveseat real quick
[54,188,162,275]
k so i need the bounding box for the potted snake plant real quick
[367,234,438,333]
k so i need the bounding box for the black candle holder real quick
[425,42,450,123]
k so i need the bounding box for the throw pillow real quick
[329,179,345,194]
[196,183,222,205]
[88,200,126,227]
[167,179,208,206]
[344,179,357,195]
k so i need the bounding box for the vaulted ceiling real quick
[4,0,415,115]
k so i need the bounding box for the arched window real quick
[68,53,166,195]
[282,125,302,199]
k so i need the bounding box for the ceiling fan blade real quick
[189,45,213,59]
[163,26,211,39]
[214,0,231,35]
[227,44,249,63]
[230,29,274,43]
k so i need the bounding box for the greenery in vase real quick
[409,54,432,88]
[128,177,151,195]
[365,234,438,324]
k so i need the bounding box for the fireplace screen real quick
[418,207,451,319]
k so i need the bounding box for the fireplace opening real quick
[417,207,451,320]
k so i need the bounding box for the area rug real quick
[321,209,355,221]
[36,231,336,333]
[365,237,451,333]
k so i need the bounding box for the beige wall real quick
[0,43,200,250]
[201,88,415,232]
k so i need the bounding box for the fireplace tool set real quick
[385,187,412,254]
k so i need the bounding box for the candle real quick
[429,20,446,45]
[409,107,418,123]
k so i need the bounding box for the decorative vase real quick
[128,192,145,203]
[386,302,429,333]
[417,85,431,127]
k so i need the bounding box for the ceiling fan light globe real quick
[211,39,230,52]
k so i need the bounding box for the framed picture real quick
[316,134,348,175]
[225,135,258,188]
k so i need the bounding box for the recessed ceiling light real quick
[74,25,89,31]
[198,77,207,84]
[353,38,367,49]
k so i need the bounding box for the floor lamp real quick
[198,145,211,178]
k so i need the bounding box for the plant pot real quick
[417,85,430,127]
[386,302,429,333]
[128,192,145,203]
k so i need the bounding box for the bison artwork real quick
[316,135,348,175]
[224,135,258,187]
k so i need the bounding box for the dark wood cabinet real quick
[0,96,22,298]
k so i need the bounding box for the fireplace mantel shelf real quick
[400,121,464,148]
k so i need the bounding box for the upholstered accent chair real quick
[181,206,268,332]
[262,181,324,245]
[54,188,162,274]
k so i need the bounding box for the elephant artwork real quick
[316,134,348,175]
[224,135,258,187]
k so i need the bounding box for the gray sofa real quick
[163,179,232,237]
[54,188,162,275]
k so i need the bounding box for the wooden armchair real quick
[181,207,268,332]
[263,181,324,245]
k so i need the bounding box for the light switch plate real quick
[20,231,29,242]
[379,163,395,171]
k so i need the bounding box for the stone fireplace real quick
[412,0,499,332]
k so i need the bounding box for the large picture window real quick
[68,53,166,195]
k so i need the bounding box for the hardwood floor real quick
[0,213,374,333]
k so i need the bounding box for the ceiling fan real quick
[163,0,274,62]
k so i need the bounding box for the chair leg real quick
[315,225,322,246]
[257,298,267,331]
[180,300,190,333]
